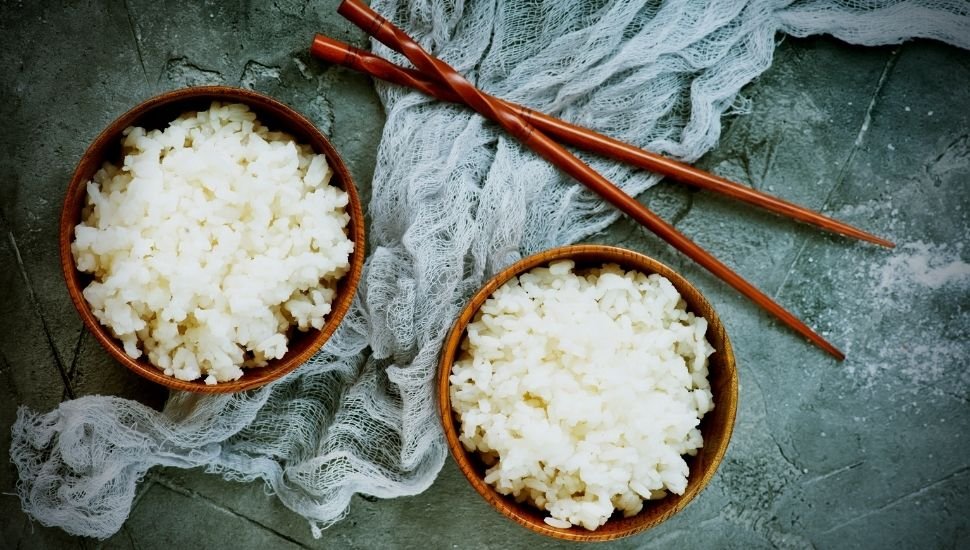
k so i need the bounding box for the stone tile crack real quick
[123,524,139,550]
[818,465,970,536]
[122,0,149,85]
[4,226,76,399]
[804,460,864,486]
[772,47,901,301]
[747,360,800,472]
[63,330,85,401]
[149,473,312,549]
[127,477,156,516]
[670,189,696,228]
[0,348,21,401]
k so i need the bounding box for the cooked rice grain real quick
[450,260,714,530]
[73,102,353,383]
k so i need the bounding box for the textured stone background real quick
[2,1,968,548]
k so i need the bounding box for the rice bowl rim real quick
[437,244,738,541]
[59,85,366,394]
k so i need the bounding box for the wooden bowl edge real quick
[437,244,738,541]
[59,86,366,394]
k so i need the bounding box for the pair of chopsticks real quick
[317,0,894,360]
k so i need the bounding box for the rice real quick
[449,260,715,530]
[72,102,354,384]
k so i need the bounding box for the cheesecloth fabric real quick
[10,0,969,539]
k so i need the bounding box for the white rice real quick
[72,102,354,384]
[450,260,715,530]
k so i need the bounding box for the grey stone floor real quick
[2,1,969,549]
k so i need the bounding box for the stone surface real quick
[100,479,307,550]
[2,1,968,548]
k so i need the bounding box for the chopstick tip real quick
[846,228,895,249]
[802,327,845,361]
[820,339,846,361]
[866,234,896,249]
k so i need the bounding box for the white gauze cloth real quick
[10,0,969,539]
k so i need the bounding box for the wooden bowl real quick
[437,244,738,541]
[59,86,365,393]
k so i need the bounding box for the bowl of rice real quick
[438,244,737,541]
[59,86,365,393]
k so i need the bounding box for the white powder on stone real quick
[876,241,970,291]
[834,239,970,399]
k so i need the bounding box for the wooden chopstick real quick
[310,34,893,249]
[336,0,845,360]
